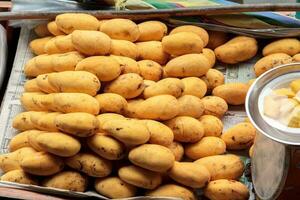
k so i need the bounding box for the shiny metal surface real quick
[246,63,300,145]
[258,72,300,134]
[247,63,300,200]
[252,131,289,200]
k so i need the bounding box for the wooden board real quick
[0,3,300,21]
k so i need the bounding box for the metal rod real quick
[0,3,300,21]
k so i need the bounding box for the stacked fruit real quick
[2,13,287,200]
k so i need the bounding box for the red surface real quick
[277,149,300,200]
[0,187,69,200]
[0,2,12,9]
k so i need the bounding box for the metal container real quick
[0,24,6,90]
[246,62,300,200]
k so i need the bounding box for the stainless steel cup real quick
[246,63,300,200]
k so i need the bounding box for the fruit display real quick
[253,38,300,77]
[3,12,300,200]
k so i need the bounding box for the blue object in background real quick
[297,0,300,19]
